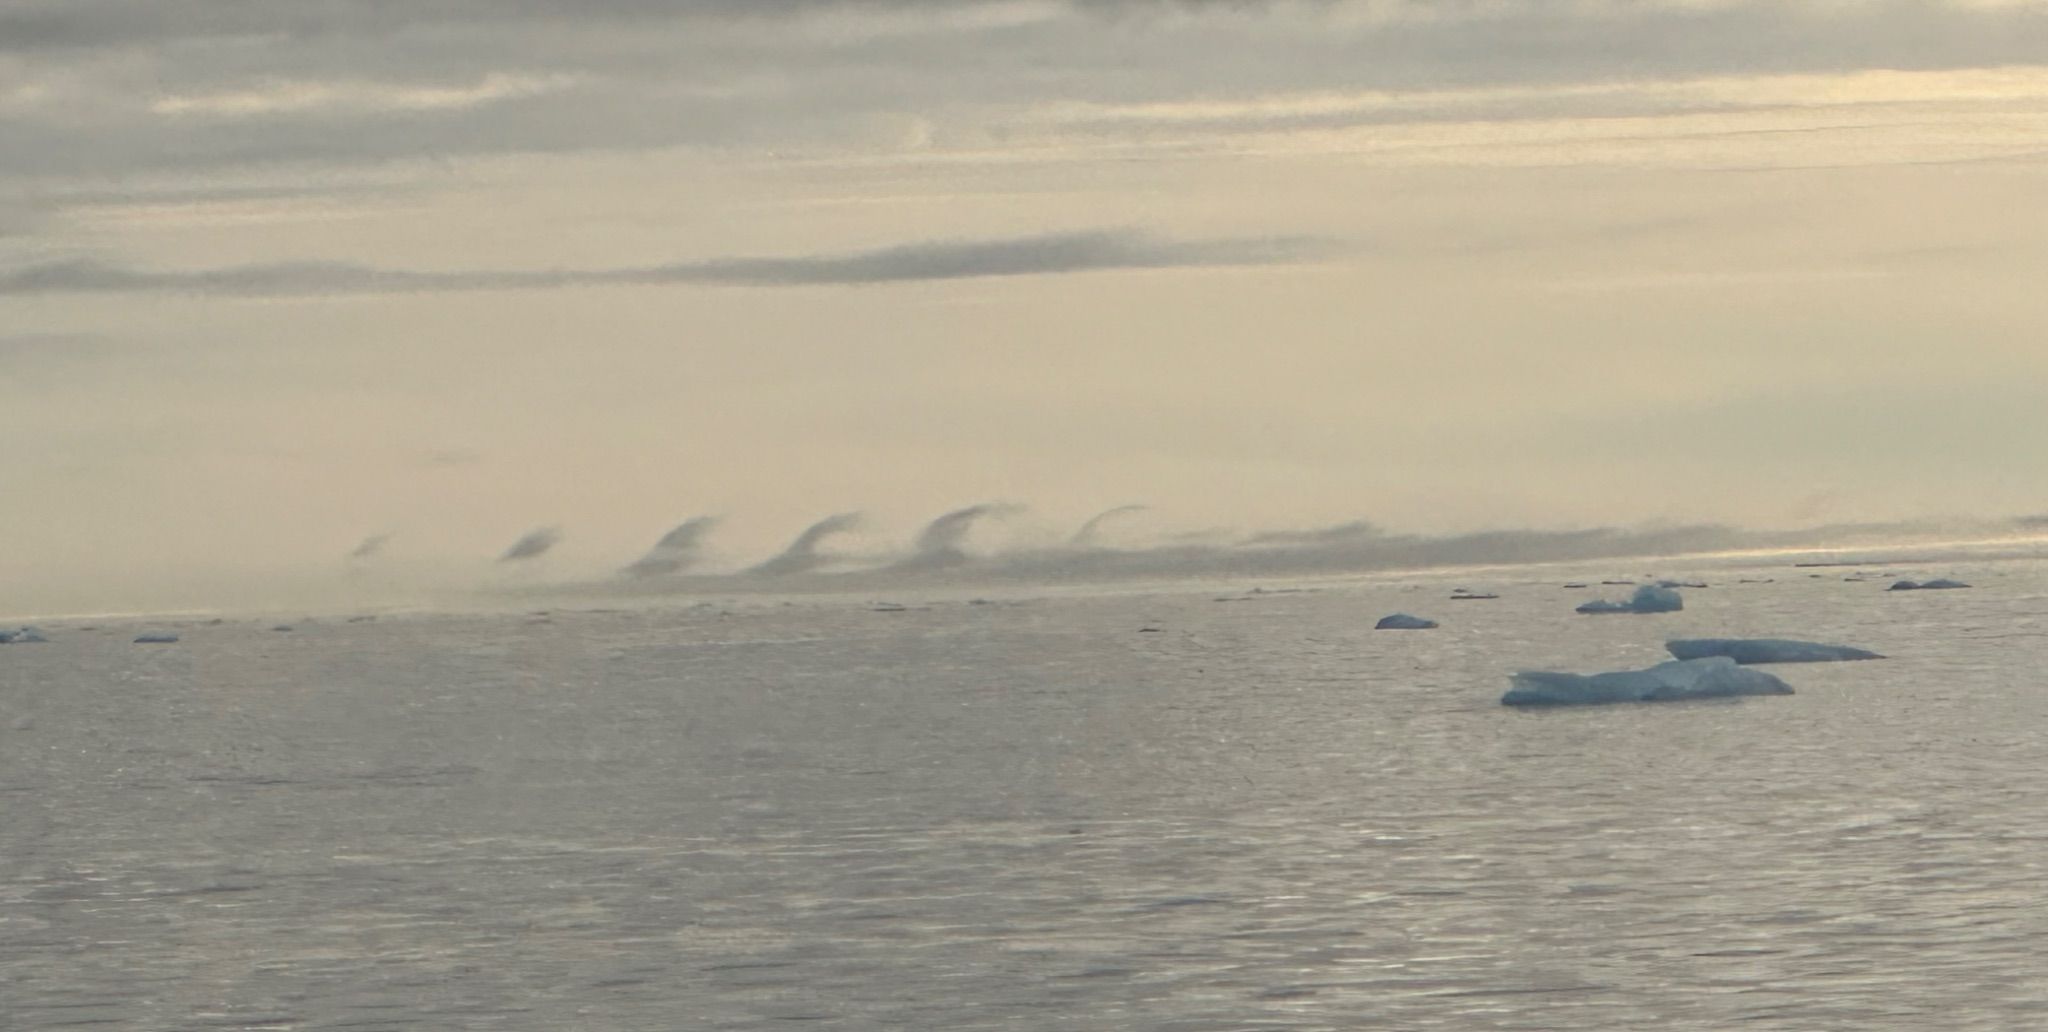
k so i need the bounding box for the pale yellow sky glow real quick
[3,0,2047,614]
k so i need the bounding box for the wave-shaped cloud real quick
[498,525,562,562]
[749,512,864,576]
[621,516,719,578]
[576,511,1974,595]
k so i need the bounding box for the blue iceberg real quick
[0,626,48,643]
[1375,613,1438,630]
[1576,584,1683,614]
[1502,656,1792,707]
[1666,638,1882,664]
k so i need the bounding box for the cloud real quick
[751,512,864,575]
[890,502,1025,570]
[1242,518,1382,547]
[583,512,1981,594]
[150,73,576,119]
[1071,503,1147,545]
[0,230,1325,296]
[6,0,2048,184]
[621,516,719,578]
[498,525,562,562]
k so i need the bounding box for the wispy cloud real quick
[149,73,577,118]
[0,229,1328,296]
[6,0,2047,182]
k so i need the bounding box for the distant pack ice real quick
[1501,656,1792,707]
[1576,584,1683,614]
[1666,638,1882,664]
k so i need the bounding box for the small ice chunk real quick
[0,626,48,643]
[1889,579,1970,591]
[1576,584,1682,614]
[1667,638,1882,664]
[133,634,180,644]
[1502,656,1792,707]
[1375,613,1438,630]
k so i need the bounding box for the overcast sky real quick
[5,0,2048,612]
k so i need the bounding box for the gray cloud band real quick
[0,230,1326,296]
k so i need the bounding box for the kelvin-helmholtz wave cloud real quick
[890,503,1026,571]
[560,503,1989,599]
[1071,505,1148,547]
[621,517,718,578]
[498,526,562,563]
[749,512,864,576]
[0,231,1321,297]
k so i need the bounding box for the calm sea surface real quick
[5,555,2047,1029]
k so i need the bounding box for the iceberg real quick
[1576,584,1682,614]
[1889,579,1970,591]
[1502,656,1793,707]
[1574,599,1634,614]
[1375,613,1438,630]
[1667,638,1882,663]
[0,626,48,643]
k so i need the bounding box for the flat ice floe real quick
[1502,656,1792,707]
[1666,638,1882,664]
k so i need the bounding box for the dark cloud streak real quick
[0,230,1324,296]
[498,525,562,562]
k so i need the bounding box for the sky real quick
[5,0,2048,612]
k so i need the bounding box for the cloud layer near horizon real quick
[0,231,1323,295]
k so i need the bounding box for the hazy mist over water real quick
[7,506,2048,622]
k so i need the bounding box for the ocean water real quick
[4,555,2047,1030]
